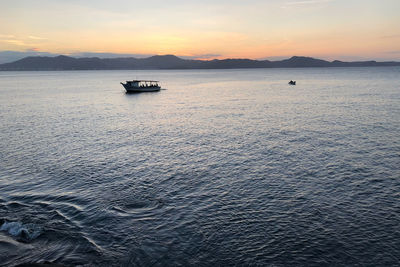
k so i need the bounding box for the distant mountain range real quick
[0,51,154,64]
[0,54,399,70]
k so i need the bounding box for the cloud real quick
[69,52,153,58]
[28,35,47,40]
[0,33,48,47]
[3,39,28,46]
[384,50,400,54]
[282,0,333,8]
[0,34,15,39]
[258,56,290,61]
[381,34,400,39]
[181,54,222,60]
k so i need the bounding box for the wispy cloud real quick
[282,0,333,8]
[3,39,28,46]
[384,50,400,54]
[381,34,400,39]
[182,54,222,60]
[0,35,48,48]
[69,52,153,58]
[28,35,47,40]
[0,34,15,39]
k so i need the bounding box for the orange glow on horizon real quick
[1,0,399,61]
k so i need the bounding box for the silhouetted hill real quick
[272,56,331,67]
[0,51,59,64]
[0,55,399,70]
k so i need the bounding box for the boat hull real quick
[122,84,161,93]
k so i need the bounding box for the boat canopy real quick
[128,80,159,82]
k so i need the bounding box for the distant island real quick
[0,55,399,71]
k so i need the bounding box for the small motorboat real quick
[121,80,161,93]
[288,80,296,85]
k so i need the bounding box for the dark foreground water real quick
[0,67,399,266]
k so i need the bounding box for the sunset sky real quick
[1,0,399,60]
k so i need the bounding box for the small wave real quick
[0,221,42,241]
[111,198,164,215]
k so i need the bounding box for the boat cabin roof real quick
[128,80,159,82]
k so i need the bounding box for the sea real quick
[0,67,399,266]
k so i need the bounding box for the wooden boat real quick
[121,80,161,93]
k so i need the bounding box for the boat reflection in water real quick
[120,80,161,93]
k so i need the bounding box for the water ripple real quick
[1,68,400,266]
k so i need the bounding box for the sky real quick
[0,0,399,60]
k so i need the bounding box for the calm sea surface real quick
[1,68,399,266]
